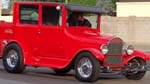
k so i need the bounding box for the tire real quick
[53,67,72,74]
[3,43,25,73]
[74,52,100,82]
[125,58,146,80]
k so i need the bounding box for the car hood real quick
[65,27,115,44]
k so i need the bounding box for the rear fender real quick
[1,40,30,65]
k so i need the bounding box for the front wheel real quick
[125,58,146,80]
[3,43,25,73]
[74,52,100,82]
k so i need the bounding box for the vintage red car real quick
[0,2,150,82]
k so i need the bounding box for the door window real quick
[20,5,38,24]
[42,6,62,26]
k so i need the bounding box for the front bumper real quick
[101,60,150,72]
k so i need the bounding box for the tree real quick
[69,0,98,6]
[96,0,118,15]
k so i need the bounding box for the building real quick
[117,0,150,17]
[0,0,11,16]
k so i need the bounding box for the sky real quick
[2,0,10,9]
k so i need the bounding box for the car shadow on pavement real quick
[0,66,126,84]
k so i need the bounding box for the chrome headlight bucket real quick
[126,45,134,55]
[100,44,108,55]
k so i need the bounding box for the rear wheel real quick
[125,58,146,80]
[74,52,100,82]
[3,43,25,73]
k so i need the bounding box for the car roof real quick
[64,4,104,14]
[15,2,105,14]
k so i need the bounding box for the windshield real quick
[67,11,98,29]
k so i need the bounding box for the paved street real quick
[0,59,149,84]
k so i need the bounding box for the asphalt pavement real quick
[0,59,150,84]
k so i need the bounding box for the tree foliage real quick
[96,0,118,14]
[22,0,97,6]
[69,0,98,6]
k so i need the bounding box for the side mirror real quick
[56,6,61,10]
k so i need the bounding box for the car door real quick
[35,5,66,62]
[14,4,40,64]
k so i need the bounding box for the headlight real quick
[126,45,134,55]
[100,44,108,55]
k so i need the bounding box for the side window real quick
[42,6,61,26]
[20,5,38,24]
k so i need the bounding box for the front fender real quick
[124,50,150,64]
[61,48,104,69]
[75,48,105,61]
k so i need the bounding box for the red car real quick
[0,2,150,82]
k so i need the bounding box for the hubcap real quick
[77,57,93,78]
[6,50,18,68]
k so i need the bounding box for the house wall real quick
[101,16,150,47]
[117,2,150,17]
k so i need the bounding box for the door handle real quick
[37,32,41,35]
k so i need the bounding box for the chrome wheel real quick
[77,57,93,78]
[6,50,18,68]
[125,58,146,80]
[3,43,25,73]
[127,59,144,74]
[75,52,99,82]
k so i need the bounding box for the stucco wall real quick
[101,16,150,46]
[117,2,150,17]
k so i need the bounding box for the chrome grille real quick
[106,56,122,64]
[106,38,123,64]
